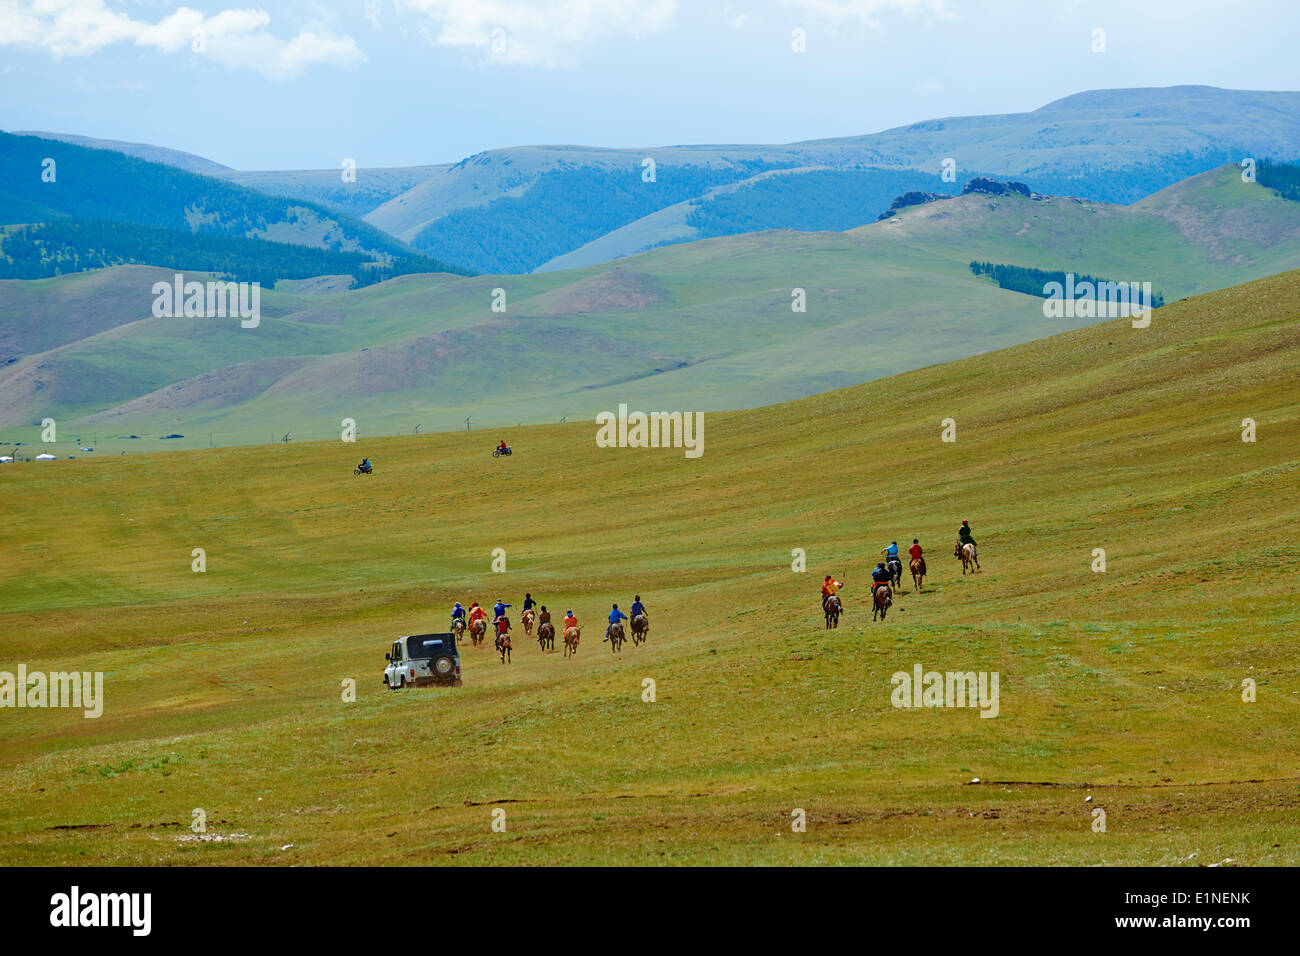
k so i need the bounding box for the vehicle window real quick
[391,641,402,661]
[409,635,445,658]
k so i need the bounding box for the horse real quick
[631,614,649,646]
[955,541,980,574]
[872,583,892,621]
[823,593,842,629]
[563,625,581,658]
[495,630,512,664]
[452,617,466,642]
[538,621,555,652]
[521,608,536,636]
[608,622,626,654]
[910,557,927,591]
[469,617,487,647]
[887,556,903,589]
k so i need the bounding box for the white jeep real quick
[383,632,462,689]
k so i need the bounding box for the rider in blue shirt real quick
[451,602,465,621]
[523,593,536,611]
[494,600,511,620]
[605,603,628,641]
[630,596,646,619]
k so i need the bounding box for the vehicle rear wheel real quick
[431,655,455,680]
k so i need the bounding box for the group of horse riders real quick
[821,520,979,613]
[449,593,649,644]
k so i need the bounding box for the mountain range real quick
[11,86,1300,277]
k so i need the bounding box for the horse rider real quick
[451,602,466,627]
[630,595,647,622]
[494,599,511,622]
[908,539,924,564]
[605,603,628,642]
[881,541,901,577]
[469,601,487,628]
[822,574,844,613]
[523,593,537,613]
[871,562,892,596]
[538,605,552,627]
[563,610,579,633]
[495,614,511,640]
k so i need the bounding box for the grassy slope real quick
[0,270,1296,865]
[4,166,1299,448]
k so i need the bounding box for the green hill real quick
[2,164,1298,447]
[0,131,456,270]
[0,268,1295,864]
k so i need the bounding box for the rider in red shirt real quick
[908,540,923,561]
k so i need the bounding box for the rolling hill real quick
[0,131,459,274]
[0,267,1295,864]
[210,86,1300,274]
[2,164,1298,449]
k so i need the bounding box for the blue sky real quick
[1,0,1297,170]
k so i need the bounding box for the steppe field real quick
[1,270,1297,865]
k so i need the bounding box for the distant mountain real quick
[3,164,1298,444]
[212,86,1300,275]
[0,132,465,282]
[14,131,231,173]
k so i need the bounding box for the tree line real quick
[970,261,1164,307]
[0,218,463,286]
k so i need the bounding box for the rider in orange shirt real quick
[821,575,843,613]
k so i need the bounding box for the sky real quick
[1,0,1297,170]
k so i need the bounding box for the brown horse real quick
[521,608,536,636]
[954,541,979,574]
[469,617,487,647]
[563,625,581,658]
[872,583,892,621]
[608,621,626,654]
[538,621,555,652]
[823,593,842,628]
[910,557,926,591]
[495,630,512,663]
[452,617,466,642]
[631,613,649,646]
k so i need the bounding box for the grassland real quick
[0,269,1296,865]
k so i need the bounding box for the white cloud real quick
[0,1,365,79]
[781,0,958,29]
[401,0,677,67]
